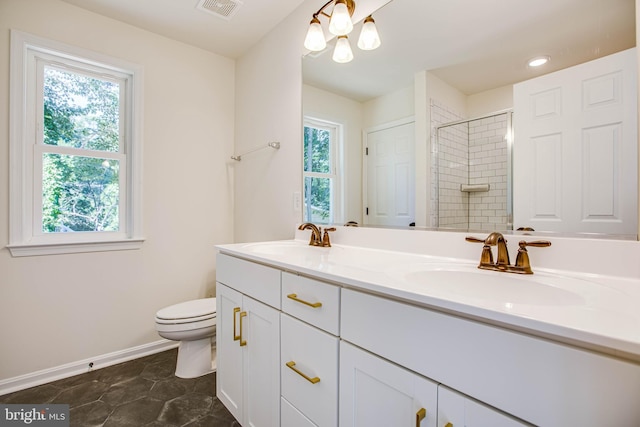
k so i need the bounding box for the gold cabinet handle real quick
[416,408,426,426]
[287,293,322,308]
[239,311,247,347]
[444,423,453,427]
[232,307,241,341]
[286,361,320,384]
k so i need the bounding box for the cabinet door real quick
[339,341,437,427]
[438,386,530,427]
[216,283,244,423]
[243,296,281,427]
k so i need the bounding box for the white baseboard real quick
[0,339,179,396]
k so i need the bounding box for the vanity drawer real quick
[216,253,281,309]
[281,272,340,335]
[281,313,338,427]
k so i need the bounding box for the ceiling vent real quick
[196,0,243,21]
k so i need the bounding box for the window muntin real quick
[303,119,340,224]
[9,30,143,256]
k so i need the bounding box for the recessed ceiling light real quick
[528,56,550,67]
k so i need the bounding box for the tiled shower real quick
[432,102,512,232]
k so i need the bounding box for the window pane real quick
[303,126,331,173]
[42,153,120,232]
[304,177,332,223]
[43,67,120,152]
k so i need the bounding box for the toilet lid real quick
[156,297,216,321]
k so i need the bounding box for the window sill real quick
[7,238,145,257]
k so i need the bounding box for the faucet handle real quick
[515,240,551,274]
[519,240,551,248]
[465,236,494,265]
[465,236,485,244]
[322,227,336,247]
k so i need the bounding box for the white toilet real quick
[155,298,217,378]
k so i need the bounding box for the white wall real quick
[467,85,513,117]
[303,84,364,224]
[0,0,235,381]
[232,3,317,243]
[363,85,414,128]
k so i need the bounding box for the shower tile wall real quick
[468,114,509,231]
[430,100,466,228]
[431,100,509,231]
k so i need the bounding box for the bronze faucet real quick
[466,232,551,274]
[298,223,335,247]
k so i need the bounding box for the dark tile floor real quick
[0,349,239,427]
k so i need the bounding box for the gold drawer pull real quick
[233,307,241,341]
[444,423,453,427]
[416,408,426,426]
[239,311,247,347]
[286,361,320,384]
[287,293,322,308]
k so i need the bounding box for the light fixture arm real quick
[312,0,355,20]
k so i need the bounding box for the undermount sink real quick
[386,263,598,306]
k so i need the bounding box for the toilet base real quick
[175,337,215,378]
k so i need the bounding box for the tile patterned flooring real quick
[0,348,239,427]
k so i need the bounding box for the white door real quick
[243,296,281,427]
[513,48,637,235]
[438,386,529,427]
[365,120,415,226]
[339,341,437,427]
[216,283,244,423]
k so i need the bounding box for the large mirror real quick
[302,0,637,238]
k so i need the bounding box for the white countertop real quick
[217,235,640,362]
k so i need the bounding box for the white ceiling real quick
[59,0,306,58]
[60,0,635,101]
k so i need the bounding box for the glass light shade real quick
[357,16,381,50]
[304,18,327,51]
[328,0,353,36]
[332,36,354,63]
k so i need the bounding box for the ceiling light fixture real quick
[304,0,381,64]
[528,56,550,67]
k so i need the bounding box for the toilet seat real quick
[155,298,216,325]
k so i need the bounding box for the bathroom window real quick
[303,118,341,224]
[8,31,144,256]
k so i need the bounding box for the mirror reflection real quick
[302,0,637,238]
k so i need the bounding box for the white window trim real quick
[302,117,343,224]
[8,30,144,257]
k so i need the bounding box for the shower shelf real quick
[460,184,490,193]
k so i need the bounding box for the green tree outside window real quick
[41,67,121,232]
[303,120,338,223]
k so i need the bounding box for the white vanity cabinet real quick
[340,341,438,427]
[216,254,281,427]
[280,272,340,427]
[216,248,640,427]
